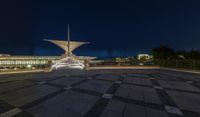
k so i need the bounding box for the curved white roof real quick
[45,39,89,55]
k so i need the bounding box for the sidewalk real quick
[0,70,44,75]
[160,67,200,75]
[90,66,160,70]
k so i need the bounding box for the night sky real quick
[0,0,200,58]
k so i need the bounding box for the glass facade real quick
[0,56,61,68]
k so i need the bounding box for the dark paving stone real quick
[0,85,59,107]
[76,80,113,93]
[50,77,84,86]
[0,81,35,94]
[150,79,179,107]
[155,89,177,106]
[100,100,168,117]
[106,83,121,94]
[72,88,102,97]
[158,80,200,92]
[193,83,200,89]
[83,98,109,117]
[94,74,121,81]
[166,90,200,113]
[0,100,15,114]
[28,91,99,117]
[83,77,123,117]
[182,110,200,117]
[159,70,200,83]
[153,74,181,81]
[146,107,169,117]
[0,69,200,117]
[21,89,66,109]
[126,74,151,79]
[124,78,152,86]
[103,100,126,114]
[0,75,33,83]
[115,84,162,104]
[113,96,164,111]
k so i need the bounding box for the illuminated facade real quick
[0,55,60,69]
[46,40,92,70]
[0,40,95,69]
[44,25,92,70]
[0,55,95,69]
[0,25,95,70]
[138,54,153,60]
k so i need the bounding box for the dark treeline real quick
[152,45,200,60]
[152,45,200,69]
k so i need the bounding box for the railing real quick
[90,60,155,67]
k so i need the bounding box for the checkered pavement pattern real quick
[0,69,200,117]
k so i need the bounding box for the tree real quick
[176,50,200,60]
[152,45,177,60]
[187,50,200,60]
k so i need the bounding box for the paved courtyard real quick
[0,69,200,117]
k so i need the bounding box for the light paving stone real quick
[0,81,35,94]
[37,81,46,85]
[115,81,122,84]
[102,94,113,99]
[166,90,200,113]
[11,111,35,117]
[124,78,152,86]
[63,86,73,90]
[28,91,99,117]
[50,77,84,86]
[0,85,59,107]
[158,80,200,92]
[0,108,22,117]
[185,81,193,84]
[76,80,113,93]
[165,105,183,116]
[121,74,127,77]
[149,78,155,80]
[115,84,162,104]
[154,86,163,90]
[87,77,92,80]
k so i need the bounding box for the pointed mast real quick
[67,24,70,56]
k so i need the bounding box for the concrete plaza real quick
[0,69,200,117]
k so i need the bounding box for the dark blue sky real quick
[0,0,200,58]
